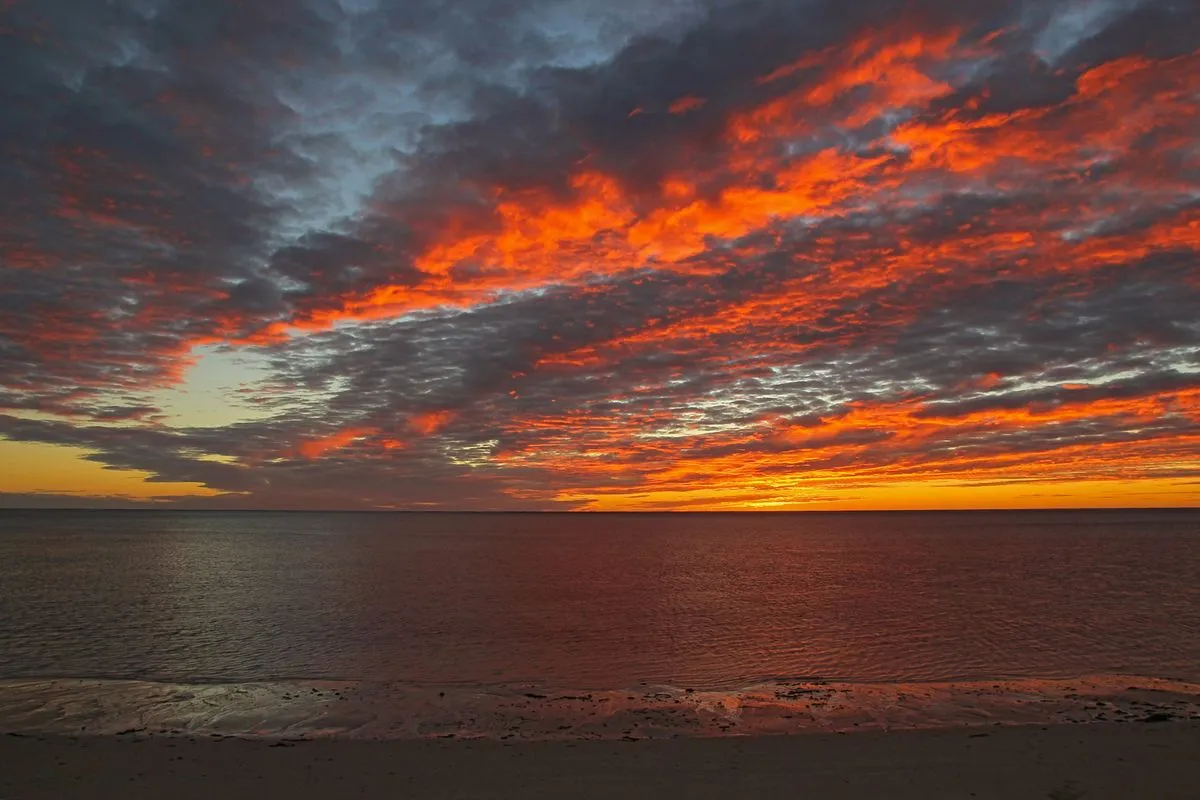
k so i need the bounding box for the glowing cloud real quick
[1,0,1197,509]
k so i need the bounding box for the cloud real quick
[1,0,1197,508]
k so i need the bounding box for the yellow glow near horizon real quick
[565,478,1200,511]
[2,437,1195,510]
[0,440,220,501]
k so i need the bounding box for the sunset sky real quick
[0,0,1197,510]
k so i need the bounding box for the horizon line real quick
[1,506,1196,514]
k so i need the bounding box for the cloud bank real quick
[1,0,1197,509]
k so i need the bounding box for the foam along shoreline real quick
[1,674,1197,741]
[4,721,1200,800]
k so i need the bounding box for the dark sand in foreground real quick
[3,723,1199,799]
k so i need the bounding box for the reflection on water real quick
[0,509,1198,688]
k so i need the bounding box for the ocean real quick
[1,508,1198,738]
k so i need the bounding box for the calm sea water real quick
[1,509,1198,689]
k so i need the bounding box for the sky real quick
[0,0,1197,511]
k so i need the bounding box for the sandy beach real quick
[4,722,1199,799]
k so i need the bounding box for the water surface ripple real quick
[2,509,1198,689]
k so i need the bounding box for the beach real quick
[4,722,1199,799]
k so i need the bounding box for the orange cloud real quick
[668,95,707,115]
[296,427,376,459]
[409,410,455,435]
[256,30,1199,349]
[15,15,1193,512]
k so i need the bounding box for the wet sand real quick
[3,674,1198,739]
[4,722,1199,799]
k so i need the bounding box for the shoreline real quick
[4,721,1199,799]
[6,672,1199,797]
[3,673,1198,741]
